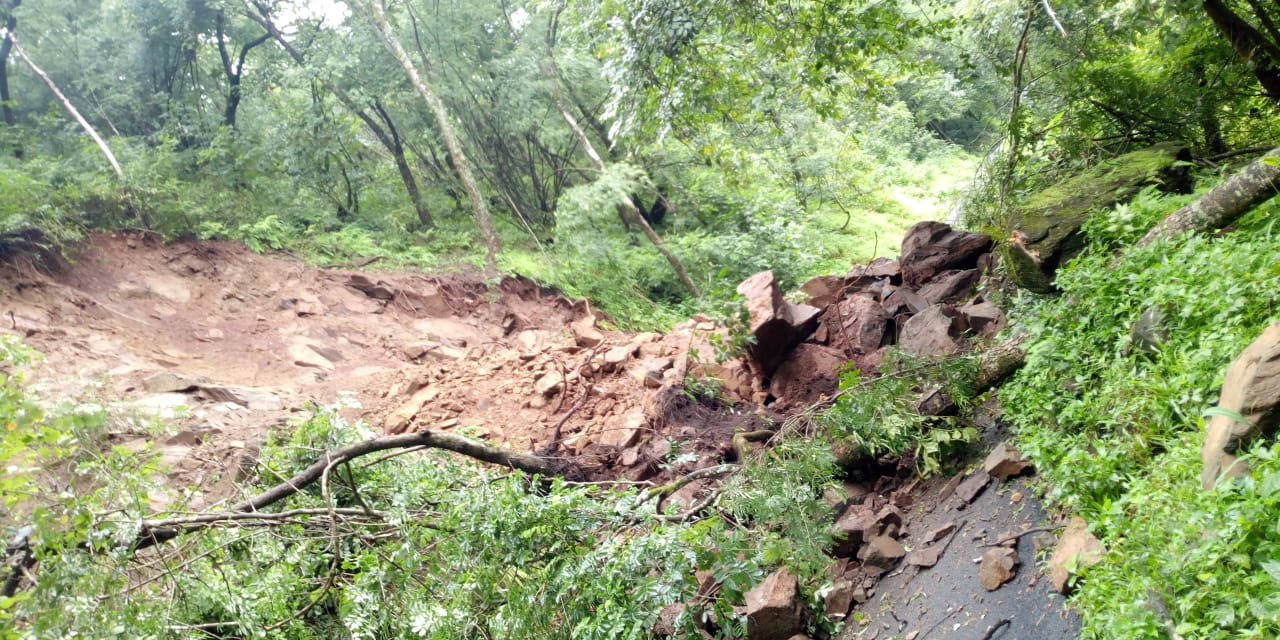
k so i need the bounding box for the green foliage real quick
[1001,193,1280,637]
[0,337,854,638]
[821,350,980,475]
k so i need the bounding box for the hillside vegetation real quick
[1,0,1280,638]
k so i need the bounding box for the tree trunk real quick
[1203,0,1280,102]
[216,12,269,129]
[1137,146,1280,246]
[538,30,701,298]
[361,0,500,269]
[372,99,433,228]
[0,2,16,128]
[243,4,434,229]
[11,32,120,178]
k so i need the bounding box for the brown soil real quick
[0,232,767,509]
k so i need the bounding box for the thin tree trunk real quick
[536,13,701,298]
[361,0,500,268]
[243,3,434,229]
[10,32,120,178]
[553,90,700,297]
[216,12,270,129]
[0,2,16,128]
[1137,146,1280,245]
[373,99,434,228]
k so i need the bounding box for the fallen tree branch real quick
[981,523,1064,548]
[135,429,570,551]
[140,507,387,532]
[9,31,122,179]
[639,464,741,509]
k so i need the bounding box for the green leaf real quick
[1203,406,1250,425]
[1263,560,1280,583]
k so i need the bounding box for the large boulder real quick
[1202,322,1280,488]
[899,222,993,287]
[742,569,805,640]
[820,294,889,359]
[917,268,981,305]
[1003,142,1191,293]
[736,271,821,377]
[898,305,964,358]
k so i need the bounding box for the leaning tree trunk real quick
[242,5,434,229]
[1137,145,1280,246]
[362,0,500,269]
[1203,0,1280,102]
[372,99,434,228]
[10,32,120,178]
[540,58,701,297]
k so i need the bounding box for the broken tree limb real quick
[133,429,569,551]
[1138,146,1280,246]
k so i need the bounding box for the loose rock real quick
[743,569,804,640]
[736,271,821,376]
[1047,517,1104,594]
[899,305,963,358]
[978,547,1020,591]
[1201,321,1280,488]
[982,441,1033,481]
[899,221,993,287]
[955,471,991,504]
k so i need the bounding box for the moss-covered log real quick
[1003,142,1191,293]
[1138,146,1280,246]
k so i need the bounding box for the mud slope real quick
[0,232,753,508]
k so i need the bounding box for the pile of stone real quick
[717,221,1005,408]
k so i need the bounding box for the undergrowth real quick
[0,338,847,639]
[1001,189,1280,638]
[820,350,981,475]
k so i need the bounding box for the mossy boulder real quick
[1002,142,1192,293]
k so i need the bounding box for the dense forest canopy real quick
[2,0,1274,311]
[3,0,1280,638]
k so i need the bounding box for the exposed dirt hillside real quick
[0,231,758,510]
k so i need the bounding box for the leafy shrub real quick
[820,350,980,475]
[1001,194,1280,637]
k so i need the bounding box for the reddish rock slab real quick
[822,294,889,358]
[960,300,1007,337]
[983,441,1033,481]
[737,271,821,376]
[918,269,981,305]
[899,221,993,287]
[1047,517,1104,594]
[906,546,941,568]
[955,471,992,504]
[898,305,964,358]
[1202,321,1280,487]
[743,568,804,640]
